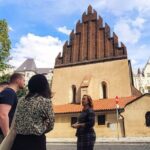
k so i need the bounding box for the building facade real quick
[47,5,149,139]
[134,58,150,94]
[15,58,53,85]
[47,94,150,138]
[52,5,136,105]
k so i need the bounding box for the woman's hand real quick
[72,122,80,128]
[72,122,85,128]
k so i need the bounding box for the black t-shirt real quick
[0,88,18,135]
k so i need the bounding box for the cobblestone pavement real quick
[47,143,150,150]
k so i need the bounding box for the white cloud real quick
[2,0,150,71]
[57,26,71,35]
[131,17,146,29]
[8,26,14,32]
[93,0,133,16]
[2,0,150,22]
[9,33,64,68]
[128,44,150,70]
[114,19,141,44]
[92,0,150,17]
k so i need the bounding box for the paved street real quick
[47,143,150,150]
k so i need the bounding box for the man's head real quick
[0,82,9,92]
[9,73,25,89]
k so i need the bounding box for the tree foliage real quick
[0,19,11,71]
[17,86,28,98]
[0,73,10,83]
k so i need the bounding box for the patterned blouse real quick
[15,95,55,135]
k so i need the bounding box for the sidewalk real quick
[47,137,150,143]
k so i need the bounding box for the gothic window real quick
[145,112,150,127]
[101,81,108,99]
[72,85,76,103]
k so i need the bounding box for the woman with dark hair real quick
[11,74,54,150]
[72,94,96,150]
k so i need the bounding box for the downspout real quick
[119,113,126,137]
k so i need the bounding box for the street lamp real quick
[115,96,120,140]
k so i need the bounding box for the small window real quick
[71,117,77,126]
[145,112,150,127]
[72,85,76,103]
[147,73,150,77]
[98,115,105,125]
[101,81,108,99]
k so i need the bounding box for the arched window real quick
[101,81,108,99]
[72,85,76,103]
[145,111,150,127]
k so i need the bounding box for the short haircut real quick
[10,73,24,83]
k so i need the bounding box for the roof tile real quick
[54,96,137,114]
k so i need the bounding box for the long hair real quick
[25,74,52,99]
[82,94,93,109]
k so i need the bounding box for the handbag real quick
[0,126,16,150]
[0,99,21,150]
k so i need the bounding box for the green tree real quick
[0,19,11,71]
[0,73,10,83]
[17,86,28,98]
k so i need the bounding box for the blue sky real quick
[0,0,150,72]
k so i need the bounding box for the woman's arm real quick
[42,99,55,133]
[72,122,85,128]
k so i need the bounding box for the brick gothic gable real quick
[55,5,127,68]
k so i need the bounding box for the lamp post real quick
[115,96,119,140]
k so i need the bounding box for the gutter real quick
[119,113,126,137]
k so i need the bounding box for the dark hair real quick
[82,94,93,109]
[25,74,52,99]
[10,73,24,83]
[0,81,9,86]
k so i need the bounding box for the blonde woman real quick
[72,95,96,150]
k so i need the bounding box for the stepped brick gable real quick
[55,5,127,68]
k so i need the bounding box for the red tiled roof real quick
[54,96,137,114]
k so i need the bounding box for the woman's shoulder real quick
[34,96,52,106]
[37,96,51,101]
[20,95,51,103]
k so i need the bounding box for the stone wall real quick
[52,59,132,105]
